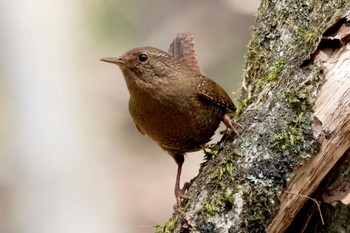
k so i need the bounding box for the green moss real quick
[154,215,178,233]
[283,91,312,111]
[284,91,304,104]
[220,187,240,205]
[236,97,252,118]
[271,112,315,157]
[210,161,233,180]
[197,154,241,217]
[199,188,240,217]
[207,148,220,160]
[296,27,322,44]
[201,146,222,170]
[255,57,286,91]
[210,153,239,181]
[271,123,303,152]
[201,198,221,216]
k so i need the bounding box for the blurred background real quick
[0,0,259,232]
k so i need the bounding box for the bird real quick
[101,33,237,209]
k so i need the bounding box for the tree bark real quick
[156,1,350,233]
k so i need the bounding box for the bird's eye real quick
[138,53,148,62]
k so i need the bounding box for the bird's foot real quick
[173,182,191,211]
[223,114,241,136]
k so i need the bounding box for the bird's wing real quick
[196,76,236,113]
[168,33,202,74]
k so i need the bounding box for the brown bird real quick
[101,33,237,209]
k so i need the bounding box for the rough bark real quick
[155,1,350,233]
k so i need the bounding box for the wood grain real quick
[267,44,350,233]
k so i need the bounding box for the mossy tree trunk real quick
[156,1,350,233]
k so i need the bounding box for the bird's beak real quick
[100,56,124,65]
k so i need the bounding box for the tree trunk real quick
[155,1,350,232]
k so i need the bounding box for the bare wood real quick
[267,44,350,233]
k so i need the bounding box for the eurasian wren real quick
[101,33,237,209]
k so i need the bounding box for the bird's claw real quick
[223,114,241,136]
[173,182,191,211]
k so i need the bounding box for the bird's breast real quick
[128,91,223,153]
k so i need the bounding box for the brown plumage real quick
[101,33,237,209]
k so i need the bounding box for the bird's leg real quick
[174,163,190,204]
[223,114,240,135]
[171,153,190,210]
